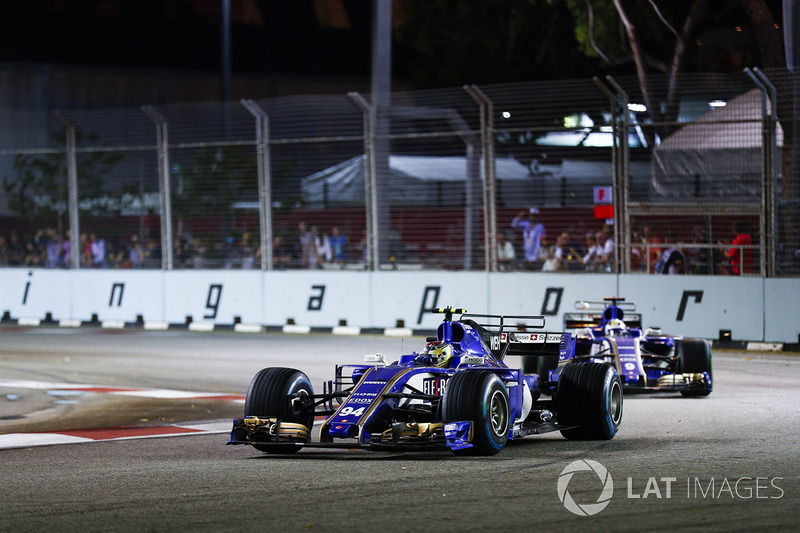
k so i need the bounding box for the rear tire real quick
[245,367,314,453]
[557,362,622,440]
[679,339,713,397]
[443,370,510,455]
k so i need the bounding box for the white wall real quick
[1,267,797,343]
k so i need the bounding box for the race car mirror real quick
[461,355,485,365]
[364,353,386,365]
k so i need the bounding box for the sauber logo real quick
[423,377,448,396]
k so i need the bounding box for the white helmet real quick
[604,319,626,337]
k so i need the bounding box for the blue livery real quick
[556,297,712,396]
[229,306,624,455]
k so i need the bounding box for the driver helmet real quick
[423,341,454,368]
[604,318,626,337]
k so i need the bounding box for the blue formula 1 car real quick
[228,307,623,456]
[555,298,712,397]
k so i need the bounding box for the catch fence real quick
[0,69,797,277]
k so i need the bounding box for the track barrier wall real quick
[1,268,797,344]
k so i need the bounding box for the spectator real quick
[630,230,642,271]
[61,230,73,268]
[316,226,333,265]
[329,226,347,265]
[0,234,8,266]
[241,243,256,269]
[307,226,324,268]
[497,231,516,270]
[562,231,584,270]
[272,234,294,269]
[145,238,161,268]
[79,233,92,266]
[89,233,107,268]
[298,221,314,268]
[105,239,125,268]
[8,231,26,265]
[723,221,754,275]
[641,225,661,273]
[687,226,712,275]
[581,232,601,271]
[511,207,545,267]
[542,232,569,272]
[655,230,686,274]
[598,225,615,272]
[129,234,145,268]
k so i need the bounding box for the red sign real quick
[594,204,614,219]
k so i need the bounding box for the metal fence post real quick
[465,84,498,272]
[753,68,779,278]
[54,111,80,270]
[593,77,631,274]
[241,99,273,271]
[142,105,173,270]
[348,92,377,270]
[745,68,773,277]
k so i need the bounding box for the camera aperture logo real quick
[557,459,614,516]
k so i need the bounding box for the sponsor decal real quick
[423,377,448,396]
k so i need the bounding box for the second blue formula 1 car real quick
[557,298,712,397]
[228,307,623,456]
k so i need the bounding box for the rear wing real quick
[564,299,642,330]
[460,312,565,359]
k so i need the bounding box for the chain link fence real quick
[1,69,798,277]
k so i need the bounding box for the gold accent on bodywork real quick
[657,373,707,387]
[323,368,414,440]
[380,422,444,441]
[632,338,648,386]
[606,338,621,373]
[238,417,311,441]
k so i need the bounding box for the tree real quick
[570,0,783,129]
[394,0,601,87]
[169,146,258,240]
[3,130,123,234]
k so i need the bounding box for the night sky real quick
[0,1,380,77]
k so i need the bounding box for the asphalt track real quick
[0,326,798,532]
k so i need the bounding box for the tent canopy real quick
[651,89,782,198]
[301,154,644,207]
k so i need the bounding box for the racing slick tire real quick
[556,362,622,440]
[245,367,314,453]
[442,370,510,456]
[678,339,713,397]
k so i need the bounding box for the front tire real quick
[245,367,314,453]
[442,370,510,455]
[556,362,622,440]
[679,339,713,397]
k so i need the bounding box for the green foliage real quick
[170,146,257,218]
[395,0,601,86]
[2,130,123,228]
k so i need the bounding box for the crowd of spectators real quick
[0,217,759,275]
[0,228,163,269]
[501,209,756,275]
